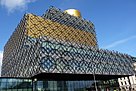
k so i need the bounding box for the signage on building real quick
[118,75,136,90]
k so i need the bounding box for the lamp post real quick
[93,66,98,91]
[33,78,37,91]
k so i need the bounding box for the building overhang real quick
[32,73,130,81]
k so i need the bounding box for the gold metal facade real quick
[26,14,97,46]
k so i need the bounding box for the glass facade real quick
[0,78,32,91]
[34,80,93,91]
[0,77,120,91]
[33,80,120,91]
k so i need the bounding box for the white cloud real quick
[0,51,3,76]
[104,35,136,49]
[0,0,36,12]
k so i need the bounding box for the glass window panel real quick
[1,79,7,82]
[37,81,43,91]
[1,82,7,90]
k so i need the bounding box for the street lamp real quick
[93,66,98,91]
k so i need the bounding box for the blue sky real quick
[0,0,136,64]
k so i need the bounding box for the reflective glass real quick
[0,78,32,91]
[0,78,119,91]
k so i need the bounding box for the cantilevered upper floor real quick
[1,7,136,78]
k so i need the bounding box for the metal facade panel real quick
[1,7,136,78]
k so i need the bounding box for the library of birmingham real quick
[1,7,136,91]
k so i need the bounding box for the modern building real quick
[1,7,136,91]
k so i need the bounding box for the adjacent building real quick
[1,7,136,91]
